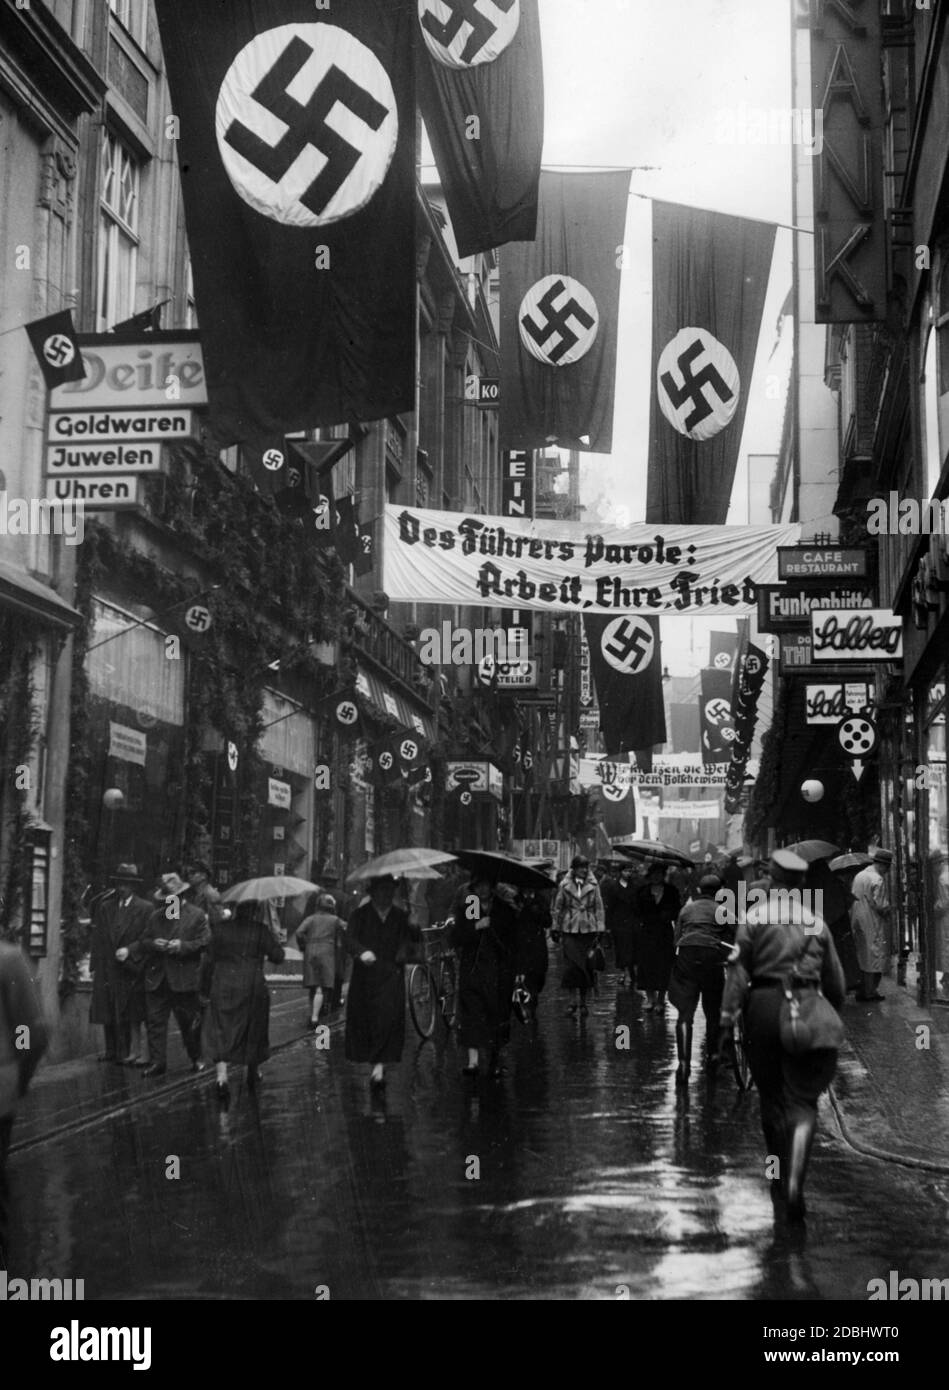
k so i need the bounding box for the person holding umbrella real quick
[343,874,420,1090]
[206,883,288,1105]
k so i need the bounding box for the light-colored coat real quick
[553,873,605,936]
[850,864,892,972]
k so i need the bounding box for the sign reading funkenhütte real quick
[384,506,800,616]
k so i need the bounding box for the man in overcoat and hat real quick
[850,848,894,1002]
[139,873,211,1076]
[88,863,152,1064]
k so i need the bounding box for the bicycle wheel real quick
[437,955,457,1030]
[407,964,437,1039]
[731,1011,754,1091]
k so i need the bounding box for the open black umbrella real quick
[453,850,555,890]
[785,839,840,864]
[612,839,695,868]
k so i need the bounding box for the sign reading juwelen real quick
[45,335,206,510]
[809,2,886,323]
[384,506,800,614]
[810,609,903,662]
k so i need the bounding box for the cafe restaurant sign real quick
[777,546,868,581]
[810,609,903,662]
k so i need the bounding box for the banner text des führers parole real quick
[384,507,801,616]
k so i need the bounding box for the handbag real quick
[778,933,844,1054]
[589,942,606,973]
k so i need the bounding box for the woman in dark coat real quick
[634,863,681,1011]
[601,862,640,989]
[206,900,285,1105]
[719,849,846,1222]
[449,874,518,1079]
[343,875,419,1089]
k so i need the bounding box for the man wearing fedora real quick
[850,848,894,1002]
[88,863,152,1064]
[139,873,211,1077]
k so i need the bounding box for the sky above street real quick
[536,0,795,671]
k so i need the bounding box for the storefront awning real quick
[0,561,82,631]
[355,665,435,742]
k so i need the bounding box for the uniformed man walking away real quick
[719,849,846,1222]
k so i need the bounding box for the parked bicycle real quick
[407,921,457,1039]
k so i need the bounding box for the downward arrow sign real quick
[851,759,865,782]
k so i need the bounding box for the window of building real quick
[109,0,147,46]
[97,132,140,330]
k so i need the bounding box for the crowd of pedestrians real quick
[3,838,867,1247]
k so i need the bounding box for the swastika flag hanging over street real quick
[699,666,737,766]
[583,614,666,768]
[153,0,416,445]
[499,170,630,453]
[25,310,86,391]
[417,0,543,258]
[646,201,776,525]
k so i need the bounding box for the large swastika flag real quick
[583,614,666,768]
[646,201,776,525]
[500,170,630,453]
[154,1,415,444]
[417,0,543,257]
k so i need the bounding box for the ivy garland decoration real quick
[0,611,40,945]
[58,450,347,994]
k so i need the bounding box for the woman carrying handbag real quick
[718,849,846,1223]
